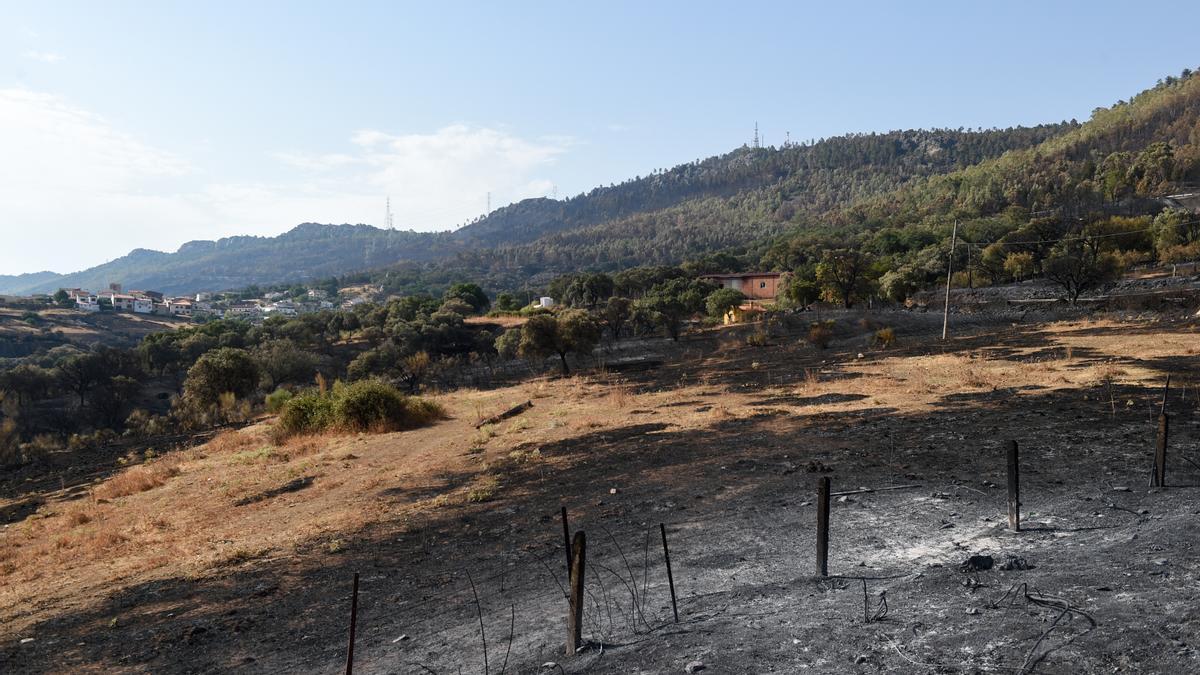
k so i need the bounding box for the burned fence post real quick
[345,572,359,675]
[1153,413,1169,488]
[566,531,586,656]
[816,476,830,577]
[561,506,572,577]
[660,523,679,623]
[1007,440,1020,532]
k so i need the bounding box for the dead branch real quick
[475,401,533,428]
[831,484,920,497]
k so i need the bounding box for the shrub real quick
[275,380,444,438]
[265,388,294,413]
[746,332,769,347]
[873,327,896,349]
[276,391,336,437]
[807,321,835,349]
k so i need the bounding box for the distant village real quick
[51,283,377,321]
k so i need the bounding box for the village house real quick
[225,301,262,317]
[74,293,100,312]
[166,298,194,317]
[700,272,783,300]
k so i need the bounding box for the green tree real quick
[602,296,632,340]
[815,249,876,308]
[517,310,601,376]
[183,347,261,407]
[443,283,490,314]
[1003,251,1036,281]
[1042,238,1123,303]
[705,288,745,319]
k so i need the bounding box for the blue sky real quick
[2,0,1199,274]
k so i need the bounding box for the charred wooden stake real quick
[345,572,359,675]
[1160,374,1171,417]
[566,531,586,655]
[1007,441,1020,532]
[816,476,831,577]
[660,523,679,623]
[1153,413,1169,487]
[561,506,572,578]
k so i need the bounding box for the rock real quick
[999,556,1033,571]
[1153,558,1169,566]
[837,495,852,503]
[685,660,705,673]
[609,488,619,495]
[855,654,869,664]
[1112,486,1131,492]
[965,607,980,615]
[961,554,994,572]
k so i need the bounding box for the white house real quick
[538,296,556,308]
[132,297,154,314]
[76,294,100,312]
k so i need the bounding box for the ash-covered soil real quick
[3,313,1199,674]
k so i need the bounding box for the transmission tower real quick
[753,122,760,149]
[385,197,394,230]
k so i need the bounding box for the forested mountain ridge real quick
[1,124,1071,296]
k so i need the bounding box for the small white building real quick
[76,294,100,312]
[132,297,154,314]
[538,296,556,308]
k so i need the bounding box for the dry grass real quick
[94,461,181,500]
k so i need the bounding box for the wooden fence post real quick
[345,572,359,675]
[816,476,830,576]
[1153,413,1169,487]
[1007,440,1020,532]
[660,523,679,623]
[566,531,586,656]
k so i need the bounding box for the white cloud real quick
[0,88,570,275]
[22,50,64,64]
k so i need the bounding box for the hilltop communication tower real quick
[753,122,760,149]
[385,197,394,230]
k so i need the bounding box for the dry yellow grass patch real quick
[94,461,180,500]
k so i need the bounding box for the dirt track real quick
[3,313,1200,673]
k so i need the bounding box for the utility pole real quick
[942,219,958,341]
[486,191,491,215]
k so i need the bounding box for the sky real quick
[2,0,1199,275]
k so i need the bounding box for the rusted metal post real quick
[660,523,679,623]
[1153,413,1169,487]
[346,572,359,675]
[1007,440,1020,531]
[816,476,830,576]
[561,506,572,577]
[566,531,586,655]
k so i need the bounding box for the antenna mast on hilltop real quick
[753,122,760,149]
[385,197,395,230]
[486,191,491,215]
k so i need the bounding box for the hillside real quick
[0,126,1070,297]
